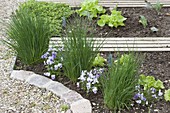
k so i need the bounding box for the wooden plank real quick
[48,45,170,51]
[26,0,170,7]
[50,43,170,48]
[50,40,170,44]
[99,48,170,51]
[51,37,170,41]
[49,37,170,51]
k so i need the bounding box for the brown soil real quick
[95,7,170,37]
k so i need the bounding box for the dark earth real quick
[95,7,170,37]
[15,7,170,113]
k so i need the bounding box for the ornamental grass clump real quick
[61,16,103,82]
[100,53,142,112]
[4,9,51,65]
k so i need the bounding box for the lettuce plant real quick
[133,74,164,106]
[92,53,106,67]
[164,89,170,101]
[97,9,127,28]
[76,0,106,19]
[138,74,165,90]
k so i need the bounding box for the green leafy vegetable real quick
[138,74,164,90]
[19,0,72,36]
[77,0,106,19]
[97,9,127,28]
[92,53,106,67]
[164,89,170,101]
[139,15,148,28]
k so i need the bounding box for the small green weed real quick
[139,15,148,28]
[60,104,69,111]
[153,1,163,13]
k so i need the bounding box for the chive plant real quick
[4,9,51,65]
[100,53,142,112]
[61,15,103,82]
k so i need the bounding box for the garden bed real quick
[7,0,170,112]
[15,52,170,113]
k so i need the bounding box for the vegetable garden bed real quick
[6,0,170,113]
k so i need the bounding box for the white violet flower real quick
[44,72,50,77]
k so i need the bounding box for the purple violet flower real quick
[57,63,62,68]
[51,75,56,80]
[48,47,53,52]
[86,82,91,91]
[77,82,80,88]
[54,65,58,70]
[150,87,156,94]
[52,51,57,59]
[41,52,49,59]
[92,87,98,94]
[133,93,140,100]
[46,59,54,65]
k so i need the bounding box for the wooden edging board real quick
[49,37,170,52]
[30,0,170,7]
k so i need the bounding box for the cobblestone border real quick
[10,58,92,113]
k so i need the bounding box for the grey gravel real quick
[0,0,68,112]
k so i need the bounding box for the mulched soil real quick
[14,7,170,113]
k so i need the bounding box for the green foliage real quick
[139,15,148,28]
[164,89,170,101]
[60,104,69,111]
[152,1,163,12]
[92,53,106,67]
[138,74,165,90]
[100,53,142,111]
[19,0,72,36]
[76,0,106,19]
[4,8,51,65]
[97,9,126,28]
[61,16,103,82]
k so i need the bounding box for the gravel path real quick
[0,0,67,112]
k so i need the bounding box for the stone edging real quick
[10,70,92,113]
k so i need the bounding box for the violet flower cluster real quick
[41,47,63,80]
[77,68,105,94]
[133,85,163,106]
